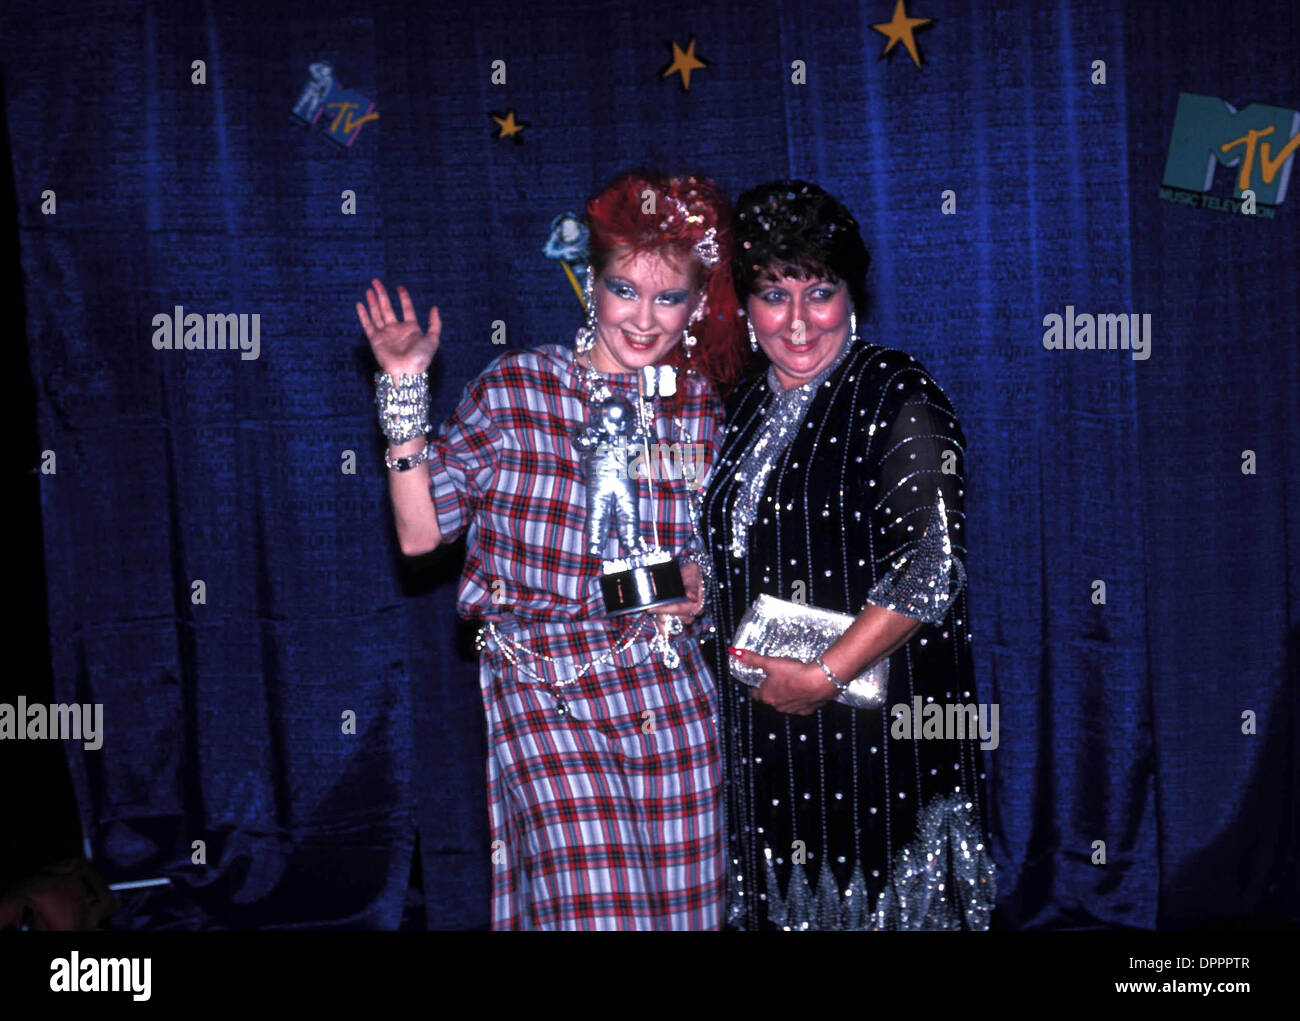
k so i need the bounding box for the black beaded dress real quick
[700,339,997,930]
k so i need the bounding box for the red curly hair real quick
[585,170,748,398]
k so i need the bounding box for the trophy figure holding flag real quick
[572,366,687,616]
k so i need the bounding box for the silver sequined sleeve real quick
[864,371,968,625]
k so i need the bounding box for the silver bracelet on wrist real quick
[375,371,430,444]
[813,653,849,694]
[385,441,430,472]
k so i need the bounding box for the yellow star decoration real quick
[661,38,708,92]
[489,109,528,141]
[872,0,932,68]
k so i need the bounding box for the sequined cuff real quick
[865,493,966,625]
[680,534,703,560]
[375,371,431,444]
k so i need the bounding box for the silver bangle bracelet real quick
[385,441,430,472]
[813,653,849,693]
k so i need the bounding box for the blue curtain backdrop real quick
[3,0,1295,929]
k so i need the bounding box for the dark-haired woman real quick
[701,181,996,930]
[358,172,747,929]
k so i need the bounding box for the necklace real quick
[574,352,616,405]
[573,351,663,440]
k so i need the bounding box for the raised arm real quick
[356,278,442,555]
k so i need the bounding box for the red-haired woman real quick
[356,171,746,929]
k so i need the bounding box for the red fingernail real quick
[728,646,743,659]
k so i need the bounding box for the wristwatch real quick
[385,441,430,472]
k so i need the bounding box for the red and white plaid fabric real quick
[427,343,725,929]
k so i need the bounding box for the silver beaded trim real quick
[865,492,967,625]
[871,793,996,930]
[728,343,854,558]
[758,792,995,930]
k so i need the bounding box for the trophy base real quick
[600,556,687,616]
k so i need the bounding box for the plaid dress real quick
[426,343,724,930]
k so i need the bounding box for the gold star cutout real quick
[661,37,708,92]
[489,109,529,141]
[872,0,932,68]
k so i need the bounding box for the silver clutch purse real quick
[730,594,888,710]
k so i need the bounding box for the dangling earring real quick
[746,318,760,352]
[682,302,704,358]
[574,265,597,355]
[849,306,859,344]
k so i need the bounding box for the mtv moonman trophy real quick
[572,369,687,616]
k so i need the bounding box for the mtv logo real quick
[291,62,334,122]
[1162,92,1300,206]
[290,63,379,148]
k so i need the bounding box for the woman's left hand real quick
[652,559,705,620]
[730,648,839,716]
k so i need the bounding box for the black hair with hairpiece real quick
[732,180,870,318]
